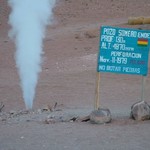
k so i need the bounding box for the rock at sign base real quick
[90,108,111,124]
[131,101,150,121]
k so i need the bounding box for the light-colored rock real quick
[84,29,99,38]
[42,105,53,112]
[131,101,150,121]
[77,115,90,122]
[90,108,111,124]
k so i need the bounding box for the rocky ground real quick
[0,0,150,150]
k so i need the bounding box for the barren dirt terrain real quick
[0,0,150,150]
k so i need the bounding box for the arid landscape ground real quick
[0,0,150,150]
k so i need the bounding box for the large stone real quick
[131,101,150,121]
[90,108,111,124]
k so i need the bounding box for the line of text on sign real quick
[138,32,150,39]
[99,65,141,74]
[103,28,116,35]
[112,44,134,51]
[101,35,114,42]
[118,30,137,37]
[111,51,142,59]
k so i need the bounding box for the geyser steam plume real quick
[8,0,56,109]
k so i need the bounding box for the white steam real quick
[8,0,56,109]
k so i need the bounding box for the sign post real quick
[95,26,150,110]
[141,76,146,102]
[94,72,100,110]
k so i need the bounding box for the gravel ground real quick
[0,0,150,149]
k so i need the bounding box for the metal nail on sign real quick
[97,26,150,76]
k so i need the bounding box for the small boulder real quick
[90,108,111,124]
[131,101,150,121]
[84,29,99,39]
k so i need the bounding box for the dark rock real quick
[131,101,150,121]
[0,102,4,112]
[44,118,56,124]
[90,108,111,124]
